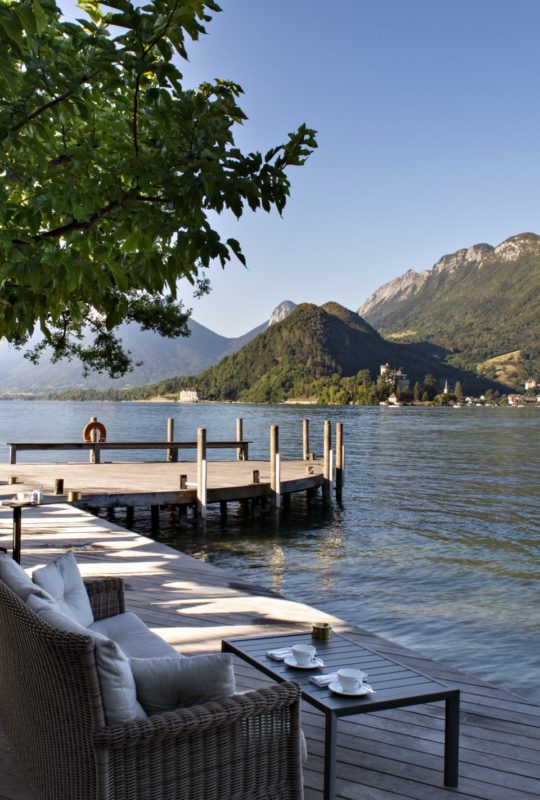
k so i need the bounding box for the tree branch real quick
[37,199,119,240]
[2,70,100,142]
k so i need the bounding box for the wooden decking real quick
[0,459,324,508]
[1,504,539,800]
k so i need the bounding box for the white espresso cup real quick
[292,644,317,666]
[337,668,365,692]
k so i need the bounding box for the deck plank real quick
[1,503,539,800]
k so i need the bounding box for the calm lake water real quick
[1,401,539,703]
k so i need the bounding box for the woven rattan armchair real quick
[0,576,304,800]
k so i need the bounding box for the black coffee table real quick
[222,631,460,800]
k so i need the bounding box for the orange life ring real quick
[82,420,107,443]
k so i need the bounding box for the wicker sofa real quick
[0,572,304,800]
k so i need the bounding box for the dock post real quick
[126,506,134,528]
[89,417,98,463]
[335,422,344,501]
[220,501,227,519]
[166,418,178,462]
[236,418,244,460]
[151,505,159,534]
[323,419,331,502]
[270,425,281,508]
[9,445,16,465]
[197,427,207,518]
[303,419,310,460]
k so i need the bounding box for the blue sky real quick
[64,1,540,335]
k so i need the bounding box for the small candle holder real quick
[312,622,332,640]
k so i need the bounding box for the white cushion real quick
[0,553,54,604]
[130,653,236,714]
[90,612,179,659]
[27,594,146,726]
[32,551,94,627]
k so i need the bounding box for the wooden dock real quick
[1,505,539,800]
[0,458,325,516]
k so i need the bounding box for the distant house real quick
[179,388,201,403]
[507,393,540,405]
[525,377,537,391]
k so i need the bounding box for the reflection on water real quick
[0,401,538,702]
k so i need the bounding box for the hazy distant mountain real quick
[148,301,493,402]
[359,233,540,386]
[0,313,267,393]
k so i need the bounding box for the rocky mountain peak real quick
[268,300,297,326]
[359,238,500,318]
[494,232,540,261]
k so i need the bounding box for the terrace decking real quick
[0,504,539,800]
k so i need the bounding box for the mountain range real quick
[2,230,539,396]
[137,301,493,403]
[359,232,540,387]
[0,301,299,394]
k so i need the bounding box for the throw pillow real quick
[27,594,146,726]
[0,553,54,604]
[32,550,94,627]
[130,653,236,714]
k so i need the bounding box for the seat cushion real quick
[32,551,94,627]
[90,612,179,659]
[0,553,54,605]
[27,595,147,726]
[130,653,236,714]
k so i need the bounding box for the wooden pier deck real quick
[0,459,324,510]
[1,505,539,800]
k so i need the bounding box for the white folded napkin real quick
[267,647,293,661]
[309,672,338,686]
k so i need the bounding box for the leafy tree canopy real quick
[0,0,316,375]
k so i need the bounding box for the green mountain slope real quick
[359,233,540,386]
[150,302,496,402]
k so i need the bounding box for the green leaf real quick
[32,0,48,34]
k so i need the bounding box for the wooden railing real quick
[6,440,250,465]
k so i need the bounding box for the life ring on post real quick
[82,418,107,443]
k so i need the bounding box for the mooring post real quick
[236,418,244,461]
[335,422,344,501]
[270,425,281,508]
[303,419,310,461]
[197,427,207,518]
[151,505,159,534]
[166,417,178,462]
[126,506,134,528]
[323,419,331,502]
[89,416,98,464]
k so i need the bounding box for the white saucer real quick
[284,655,324,670]
[329,681,371,697]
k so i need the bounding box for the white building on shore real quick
[178,388,201,403]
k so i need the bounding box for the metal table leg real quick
[444,690,460,786]
[323,712,338,800]
[12,505,22,564]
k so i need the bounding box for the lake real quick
[0,400,538,703]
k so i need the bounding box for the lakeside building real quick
[525,377,537,391]
[508,393,540,405]
[178,388,201,403]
